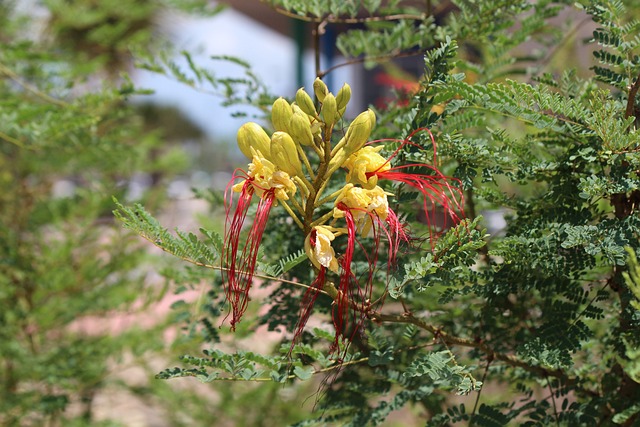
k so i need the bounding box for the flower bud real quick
[344,109,376,155]
[321,93,337,126]
[295,88,317,117]
[313,77,328,103]
[272,97,293,133]
[270,131,303,177]
[237,122,271,160]
[289,111,314,146]
[335,83,351,114]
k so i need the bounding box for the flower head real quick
[342,128,465,242]
[343,146,390,189]
[222,83,465,366]
[305,225,340,273]
[334,184,392,237]
[234,153,297,201]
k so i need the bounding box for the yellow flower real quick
[305,225,340,273]
[234,154,296,201]
[343,146,391,189]
[334,184,391,237]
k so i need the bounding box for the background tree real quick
[0,0,222,425]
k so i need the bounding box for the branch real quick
[318,50,424,79]
[260,1,427,24]
[0,62,69,108]
[370,311,599,397]
[0,130,27,149]
[624,71,640,122]
[135,230,330,297]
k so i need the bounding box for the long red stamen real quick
[365,128,465,247]
[380,167,464,225]
[222,172,275,329]
[289,265,326,356]
[331,204,356,355]
[331,204,390,359]
[384,207,410,267]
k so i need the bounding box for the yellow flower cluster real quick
[233,78,387,273]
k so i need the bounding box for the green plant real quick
[114,0,640,425]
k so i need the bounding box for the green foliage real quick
[8,0,640,426]
[134,49,275,117]
[113,200,222,267]
[68,0,640,425]
[0,1,233,425]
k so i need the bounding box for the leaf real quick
[293,365,314,380]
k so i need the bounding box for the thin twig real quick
[546,375,560,427]
[0,62,69,108]
[0,130,27,148]
[318,50,424,79]
[135,232,330,296]
[370,311,599,397]
[470,355,493,422]
[624,71,640,121]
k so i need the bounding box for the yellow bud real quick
[272,97,293,132]
[313,77,328,103]
[321,93,337,126]
[237,122,271,160]
[295,88,317,117]
[270,131,304,177]
[289,111,314,146]
[344,109,376,155]
[335,83,351,113]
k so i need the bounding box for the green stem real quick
[0,130,27,148]
[297,145,316,180]
[293,176,310,200]
[330,136,347,157]
[316,187,344,207]
[288,193,305,216]
[280,199,305,230]
[310,209,335,228]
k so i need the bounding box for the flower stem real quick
[316,187,344,207]
[280,199,305,230]
[288,194,305,216]
[297,145,315,180]
[310,209,335,228]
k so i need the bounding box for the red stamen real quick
[330,204,387,359]
[222,172,275,329]
[289,266,326,356]
[364,128,465,248]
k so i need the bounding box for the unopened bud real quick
[321,93,337,126]
[237,122,271,160]
[313,77,328,103]
[270,131,303,177]
[272,97,293,132]
[289,111,314,146]
[344,109,376,155]
[295,88,317,117]
[335,83,351,113]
